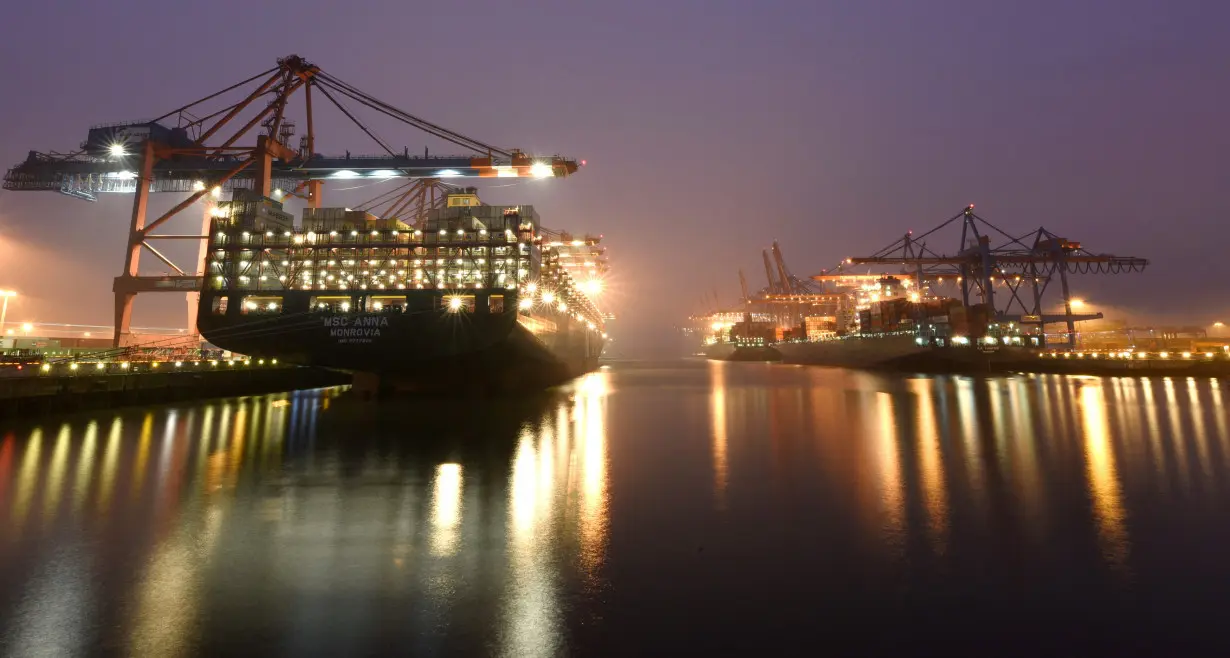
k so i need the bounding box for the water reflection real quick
[709,362,729,508]
[909,379,949,555]
[430,463,463,556]
[706,368,1226,579]
[870,390,906,555]
[1079,382,1131,574]
[0,378,611,655]
[1,365,1229,654]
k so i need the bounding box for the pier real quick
[0,360,347,419]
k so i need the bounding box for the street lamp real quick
[0,289,15,335]
[21,322,33,335]
[1062,298,1091,349]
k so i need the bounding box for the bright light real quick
[557,303,567,312]
[518,297,532,310]
[211,186,222,198]
[0,290,16,297]
[527,282,538,294]
[448,296,463,312]
[542,291,556,304]
[529,162,554,178]
[1215,322,1225,328]
[21,322,32,333]
[192,180,206,192]
[108,143,126,157]
[1070,298,1086,309]
[582,279,603,296]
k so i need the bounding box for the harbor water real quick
[1,360,1229,655]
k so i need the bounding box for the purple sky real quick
[1,0,1228,356]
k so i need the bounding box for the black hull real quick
[198,309,603,391]
[704,342,782,362]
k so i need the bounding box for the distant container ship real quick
[198,188,607,390]
[701,283,1046,372]
[706,294,1230,376]
[771,295,1042,370]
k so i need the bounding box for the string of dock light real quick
[1041,351,1224,360]
[34,358,281,374]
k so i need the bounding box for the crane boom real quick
[739,269,750,303]
[772,241,793,295]
[762,250,779,294]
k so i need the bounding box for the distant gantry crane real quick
[845,205,1148,346]
[705,205,1148,347]
[739,240,845,335]
[2,55,580,346]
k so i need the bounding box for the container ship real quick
[700,275,1045,371]
[772,294,1043,371]
[696,311,782,361]
[197,188,607,390]
[687,208,1230,375]
[703,279,1230,375]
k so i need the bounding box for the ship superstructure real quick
[198,188,605,389]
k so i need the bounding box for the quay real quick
[0,359,348,419]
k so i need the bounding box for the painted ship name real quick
[323,315,390,343]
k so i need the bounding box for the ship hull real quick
[775,334,928,369]
[198,309,603,391]
[776,335,1060,374]
[704,342,782,362]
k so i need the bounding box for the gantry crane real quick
[2,55,581,346]
[772,241,793,294]
[761,250,780,294]
[847,205,1148,347]
[352,178,461,229]
[740,240,844,332]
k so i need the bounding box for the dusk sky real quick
[1,0,1227,356]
